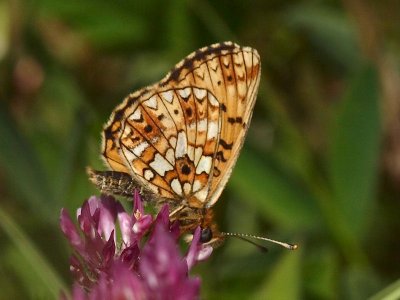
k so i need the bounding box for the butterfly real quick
[88,42,261,246]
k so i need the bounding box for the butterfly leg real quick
[169,205,185,218]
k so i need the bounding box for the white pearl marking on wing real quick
[144,95,158,109]
[165,148,175,165]
[194,147,203,165]
[196,155,212,174]
[207,121,219,140]
[133,141,149,156]
[123,147,137,163]
[197,119,207,132]
[149,153,174,176]
[194,88,207,100]
[130,109,142,121]
[144,169,155,181]
[162,91,174,103]
[194,187,208,202]
[187,145,195,162]
[192,179,202,193]
[208,92,219,107]
[178,87,191,99]
[171,178,183,196]
[169,136,177,148]
[175,131,187,159]
[183,182,192,195]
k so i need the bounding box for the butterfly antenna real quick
[221,232,298,251]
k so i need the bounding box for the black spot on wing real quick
[181,164,191,175]
[186,108,193,117]
[104,127,114,140]
[219,139,233,150]
[227,116,243,124]
[216,151,227,162]
[213,167,221,177]
[113,109,124,122]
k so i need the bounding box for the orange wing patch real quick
[101,42,261,209]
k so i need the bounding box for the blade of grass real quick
[0,205,69,298]
[0,106,54,217]
[253,248,301,300]
[231,148,320,230]
[329,65,380,238]
[54,108,87,206]
[369,279,400,300]
[285,4,361,70]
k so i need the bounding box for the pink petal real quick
[60,209,83,249]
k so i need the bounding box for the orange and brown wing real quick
[101,42,260,208]
[101,86,223,204]
[159,42,261,207]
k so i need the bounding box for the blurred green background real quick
[1,0,400,299]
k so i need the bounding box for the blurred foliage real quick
[1,0,400,299]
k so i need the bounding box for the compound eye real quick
[200,227,213,243]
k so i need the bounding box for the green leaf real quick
[0,1,10,60]
[304,247,339,299]
[253,249,301,300]
[37,0,148,49]
[165,0,195,57]
[285,4,360,70]
[329,65,381,238]
[54,108,88,205]
[187,0,235,41]
[0,206,68,298]
[369,278,400,300]
[231,148,320,230]
[0,106,54,217]
[342,266,381,300]
[257,78,319,196]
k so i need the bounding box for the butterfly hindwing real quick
[101,42,261,209]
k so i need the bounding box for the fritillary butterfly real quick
[89,42,261,246]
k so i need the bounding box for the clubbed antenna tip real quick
[221,232,298,251]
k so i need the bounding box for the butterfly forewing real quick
[101,42,260,209]
[160,42,261,207]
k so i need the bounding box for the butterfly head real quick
[197,207,222,244]
[183,226,225,248]
[173,206,225,247]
